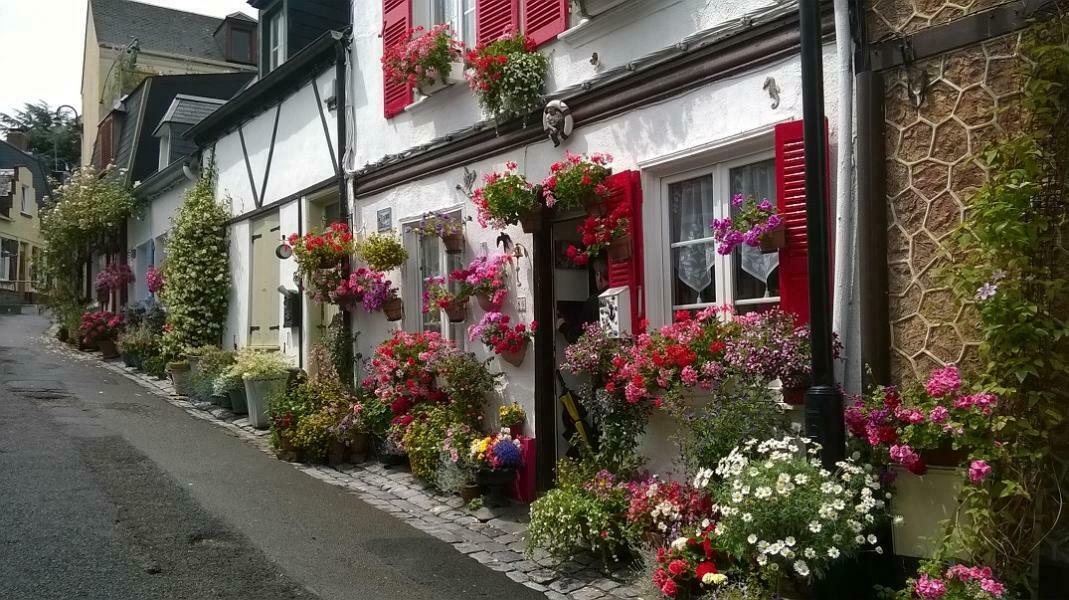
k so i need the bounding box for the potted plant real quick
[470,430,523,506]
[467,311,536,366]
[423,275,471,323]
[465,31,548,123]
[215,367,248,414]
[356,232,409,272]
[383,24,465,97]
[471,162,542,232]
[498,402,526,437]
[541,151,613,213]
[79,310,123,358]
[565,202,631,266]
[189,346,234,408]
[329,401,376,464]
[145,264,165,295]
[460,254,511,311]
[94,262,135,298]
[434,421,481,500]
[406,211,465,254]
[711,194,784,255]
[167,360,193,396]
[289,223,356,304]
[336,267,401,320]
[233,348,293,429]
[117,325,158,369]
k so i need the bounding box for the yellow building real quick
[80,0,257,165]
[0,132,49,300]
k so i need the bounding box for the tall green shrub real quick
[160,170,230,358]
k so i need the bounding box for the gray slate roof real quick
[90,0,254,62]
[0,140,52,205]
[153,95,226,136]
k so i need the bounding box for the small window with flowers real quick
[404,210,466,346]
[663,154,780,319]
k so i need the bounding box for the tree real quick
[0,101,81,172]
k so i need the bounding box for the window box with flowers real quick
[405,211,466,254]
[465,31,548,123]
[467,311,536,366]
[383,24,466,98]
[542,152,613,214]
[289,223,356,305]
[472,161,544,233]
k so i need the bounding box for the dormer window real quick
[267,10,286,71]
[158,126,171,170]
[215,12,258,66]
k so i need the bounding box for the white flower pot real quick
[243,374,288,429]
[417,61,465,97]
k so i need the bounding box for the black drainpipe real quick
[333,30,352,383]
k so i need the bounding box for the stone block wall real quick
[880,29,1028,383]
[868,0,1014,40]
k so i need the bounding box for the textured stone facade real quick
[868,0,1015,40]
[882,32,1027,383]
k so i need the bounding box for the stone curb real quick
[45,338,647,600]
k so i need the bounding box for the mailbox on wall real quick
[598,286,631,338]
[279,286,301,328]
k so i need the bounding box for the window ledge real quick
[558,0,683,47]
[402,82,464,114]
[0,213,12,222]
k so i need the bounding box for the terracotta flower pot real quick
[760,223,786,253]
[476,293,497,312]
[383,297,404,321]
[607,234,632,261]
[500,342,528,367]
[444,299,467,323]
[442,232,465,254]
[460,483,481,503]
[98,339,119,359]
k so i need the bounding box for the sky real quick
[0,0,256,119]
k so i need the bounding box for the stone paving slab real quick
[45,338,646,600]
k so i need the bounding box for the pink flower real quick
[968,459,992,484]
[925,365,961,398]
[680,365,698,386]
[914,574,947,599]
[929,406,949,423]
[980,578,1005,597]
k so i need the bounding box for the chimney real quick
[5,129,29,152]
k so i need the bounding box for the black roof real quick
[90,0,255,62]
[0,140,51,203]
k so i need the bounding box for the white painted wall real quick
[350,0,842,469]
[128,180,190,303]
[210,66,340,355]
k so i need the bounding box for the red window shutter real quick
[522,0,567,47]
[382,0,412,119]
[476,0,519,45]
[604,170,645,334]
[774,119,830,325]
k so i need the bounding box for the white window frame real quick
[20,184,31,215]
[657,149,780,319]
[401,206,467,347]
[158,129,171,170]
[0,237,17,281]
[419,0,476,44]
[268,10,286,71]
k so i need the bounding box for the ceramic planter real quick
[243,374,288,429]
[442,232,465,254]
[607,234,632,261]
[760,223,786,253]
[460,483,481,503]
[476,293,496,312]
[98,339,119,359]
[500,342,528,367]
[168,362,193,396]
[228,386,248,415]
[416,61,465,97]
[444,298,467,323]
[383,297,404,322]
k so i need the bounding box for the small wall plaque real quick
[377,207,392,232]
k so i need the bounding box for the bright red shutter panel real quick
[605,170,645,334]
[523,0,567,47]
[382,0,412,119]
[774,119,830,325]
[477,0,519,45]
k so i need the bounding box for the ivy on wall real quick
[160,168,231,358]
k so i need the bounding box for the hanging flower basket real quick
[444,298,467,323]
[759,222,786,254]
[500,341,528,367]
[442,231,465,254]
[583,194,606,215]
[520,206,543,234]
[607,234,632,261]
[541,152,613,212]
[383,297,404,321]
[476,293,496,312]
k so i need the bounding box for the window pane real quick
[462,0,476,44]
[420,235,442,332]
[669,175,716,307]
[729,159,779,302]
[434,0,454,26]
[232,28,252,62]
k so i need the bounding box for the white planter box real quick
[243,375,288,429]
[416,61,466,98]
[890,465,967,558]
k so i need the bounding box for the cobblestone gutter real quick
[47,338,647,600]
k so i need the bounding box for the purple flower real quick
[929,405,949,423]
[968,459,992,484]
[975,282,998,301]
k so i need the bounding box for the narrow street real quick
[0,311,546,600]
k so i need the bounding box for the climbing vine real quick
[944,21,1069,592]
[159,168,231,358]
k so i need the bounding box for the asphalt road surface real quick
[0,311,546,600]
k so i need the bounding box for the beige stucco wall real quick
[0,166,46,291]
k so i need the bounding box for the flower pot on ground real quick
[98,338,119,359]
[759,222,786,253]
[168,361,193,396]
[243,375,288,429]
[121,352,138,367]
[471,431,523,507]
[348,432,370,463]
[213,394,231,410]
[477,467,517,507]
[228,386,248,415]
[460,483,481,503]
[275,435,300,462]
[57,327,69,343]
[383,297,404,322]
[327,439,349,466]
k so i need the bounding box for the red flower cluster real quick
[464,32,536,94]
[468,311,536,355]
[289,223,356,303]
[652,523,724,598]
[566,203,630,265]
[541,151,612,210]
[362,331,459,430]
[622,478,713,537]
[79,310,123,344]
[382,24,463,89]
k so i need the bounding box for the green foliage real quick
[401,405,457,483]
[0,100,81,171]
[324,313,354,387]
[437,352,498,424]
[356,233,408,271]
[39,166,137,313]
[160,169,230,359]
[268,369,354,457]
[229,348,292,380]
[466,32,548,122]
[117,325,160,360]
[190,347,235,401]
[142,355,167,378]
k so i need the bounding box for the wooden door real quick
[249,211,281,347]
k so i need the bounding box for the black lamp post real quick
[798,0,845,469]
[53,104,79,177]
